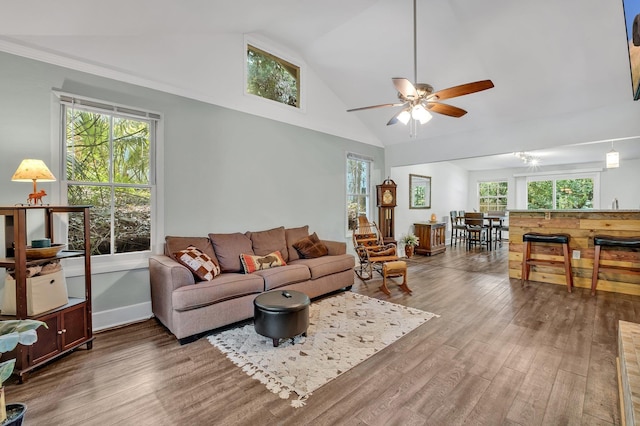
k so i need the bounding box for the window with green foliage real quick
[347,154,371,231]
[62,98,157,255]
[478,181,507,212]
[527,176,594,209]
[247,44,300,107]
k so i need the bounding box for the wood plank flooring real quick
[5,243,633,425]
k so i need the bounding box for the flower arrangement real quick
[400,233,419,247]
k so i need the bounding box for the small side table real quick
[254,290,310,347]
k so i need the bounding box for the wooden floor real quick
[6,243,633,425]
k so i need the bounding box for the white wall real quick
[0,51,384,329]
[389,162,468,248]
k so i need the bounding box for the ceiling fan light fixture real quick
[397,109,411,125]
[411,104,432,124]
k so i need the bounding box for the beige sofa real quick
[149,225,355,343]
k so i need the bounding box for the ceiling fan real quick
[347,0,494,131]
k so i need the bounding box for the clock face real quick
[383,189,394,205]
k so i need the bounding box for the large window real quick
[60,95,158,256]
[527,175,594,209]
[478,181,507,212]
[347,154,372,231]
[246,44,300,108]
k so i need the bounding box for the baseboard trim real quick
[92,302,154,332]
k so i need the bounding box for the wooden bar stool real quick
[381,261,411,296]
[521,233,573,292]
[591,235,640,295]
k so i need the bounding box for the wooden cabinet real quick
[414,222,447,256]
[0,205,93,382]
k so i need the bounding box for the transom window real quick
[246,44,300,108]
[60,95,158,255]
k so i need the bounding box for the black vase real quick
[2,404,26,426]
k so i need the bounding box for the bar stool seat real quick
[521,232,573,292]
[591,235,640,295]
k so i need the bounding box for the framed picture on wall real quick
[622,0,640,100]
[409,174,431,209]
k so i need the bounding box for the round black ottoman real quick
[254,290,310,347]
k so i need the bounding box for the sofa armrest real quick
[149,255,195,331]
[321,240,347,255]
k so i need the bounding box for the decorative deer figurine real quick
[27,189,47,205]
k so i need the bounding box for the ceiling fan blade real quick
[431,80,494,101]
[387,104,411,125]
[393,78,419,100]
[347,102,404,112]
[426,102,467,118]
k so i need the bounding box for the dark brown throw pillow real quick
[293,232,328,259]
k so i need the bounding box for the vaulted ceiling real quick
[1,0,639,167]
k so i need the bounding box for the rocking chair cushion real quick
[367,246,396,257]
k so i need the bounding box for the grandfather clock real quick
[376,178,397,245]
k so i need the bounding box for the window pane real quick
[66,110,110,183]
[68,185,112,255]
[347,159,369,195]
[556,178,593,209]
[347,195,367,231]
[247,45,299,107]
[527,180,553,209]
[479,181,508,212]
[113,118,150,185]
[115,187,151,253]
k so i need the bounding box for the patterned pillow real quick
[293,232,329,259]
[240,251,287,274]
[174,246,220,281]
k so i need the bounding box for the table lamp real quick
[11,159,57,205]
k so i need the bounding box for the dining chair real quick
[486,210,507,248]
[449,210,466,247]
[464,212,490,250]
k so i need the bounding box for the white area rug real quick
[208,291,439,407]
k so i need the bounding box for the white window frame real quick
[346,152,373,233]
[526,172,600,210]
[477,180,508,212]
[53,91,164,276]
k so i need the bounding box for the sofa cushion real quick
[293,232,328,259]
[174,246,221,281]
[290,254,355,280]
[254,264,311,291]
[246,226,288,262]
[172,273,264,311]
[285,225,309,261]
[240,251,286,274]
[165,236,217,262]
[209,233,254,273]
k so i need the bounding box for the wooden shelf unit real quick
[414,222,447,256]
[0,205,93,382]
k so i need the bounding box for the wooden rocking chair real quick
[352,216,398,281]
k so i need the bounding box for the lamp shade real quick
[606,150,619,169]
[11,159,56,182]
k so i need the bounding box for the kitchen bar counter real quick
[508,210,640,295]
